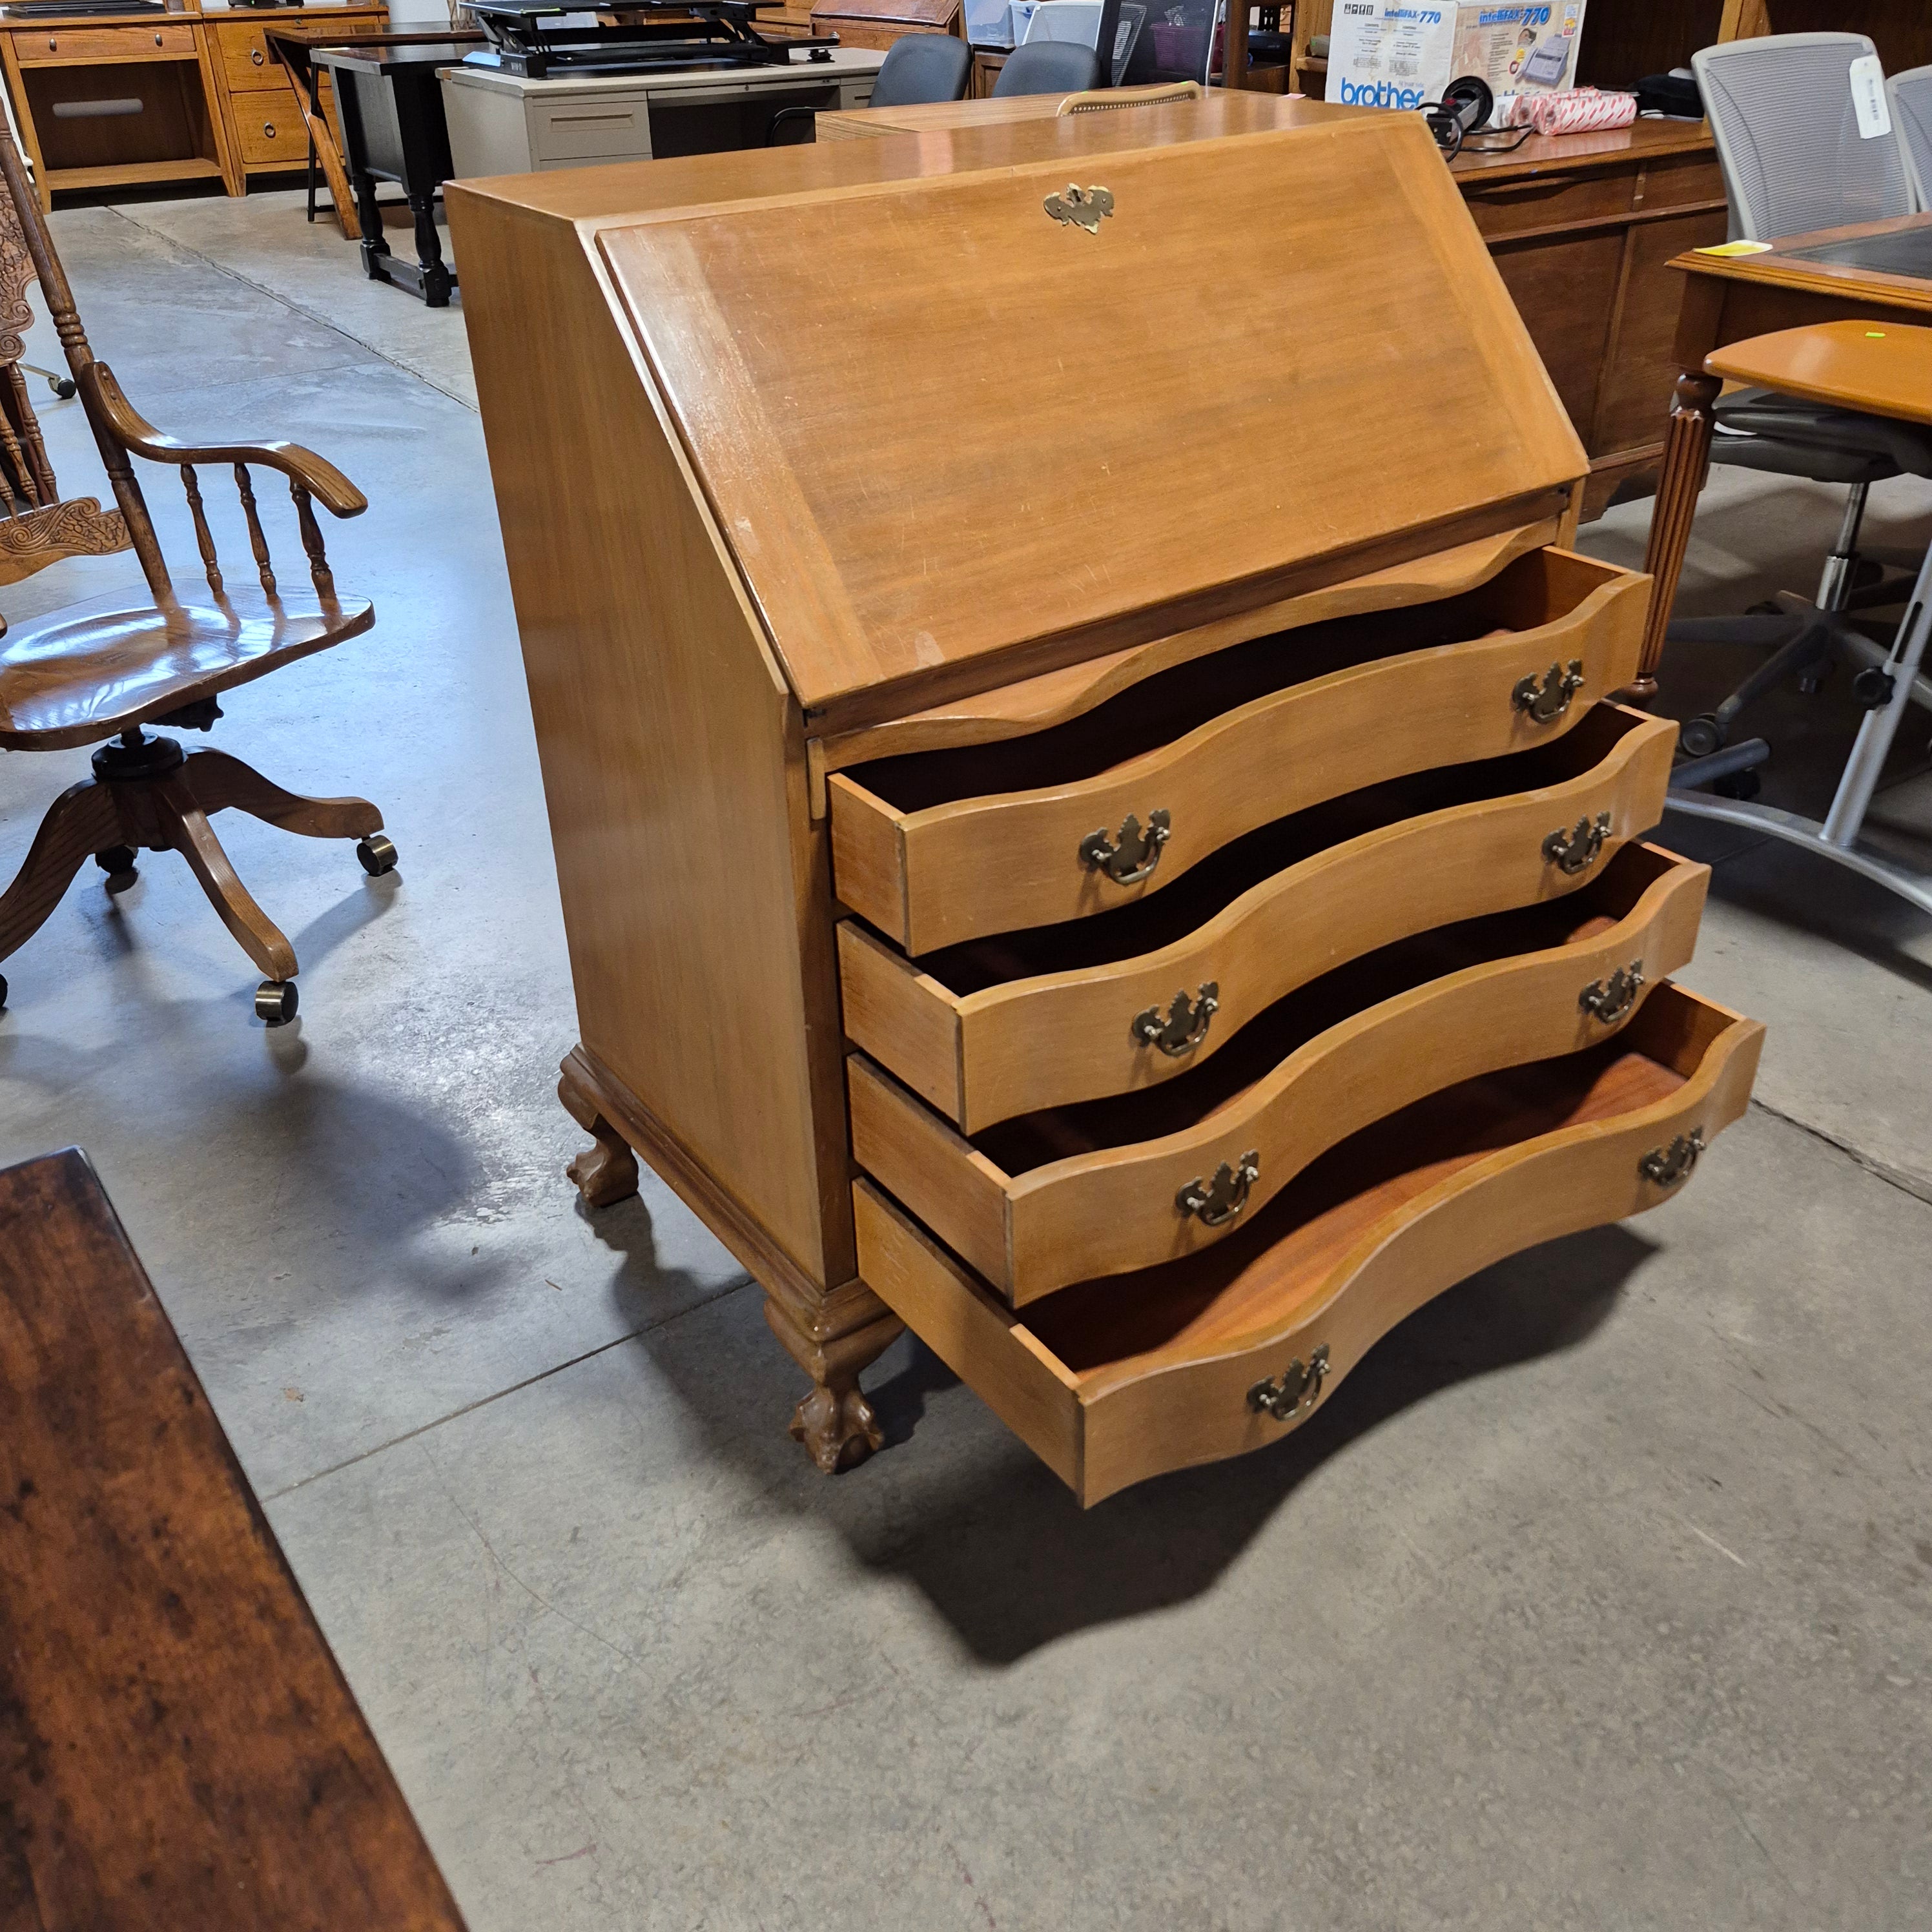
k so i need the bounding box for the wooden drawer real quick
[230,90,307,169]
[1459,165,1636,238]
[13,21,197,62]
[840,705,1683,1133]
[1638,152,1725,214]
[828,547,1647,956]
[223,38,297,94]
[855,982,1764,1505]
[850,720,1680,1308]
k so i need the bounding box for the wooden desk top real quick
[1705,318,1932,426]
[1446,114,1711,184]
[815,88,1345,140]
[1668,212,1932,316]
[0,2,381,21]
[0,1147,467,1931]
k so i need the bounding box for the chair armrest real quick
[81,364,368,517]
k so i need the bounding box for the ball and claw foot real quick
[789,1381,886,1474]
[566,1128,639,1208]
[256,980,299,1026]
[96,844,138,890]
[356,832,398,877]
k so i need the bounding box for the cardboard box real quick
[1329,1,1586,113]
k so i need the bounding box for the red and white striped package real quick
[1503,88,1639,136]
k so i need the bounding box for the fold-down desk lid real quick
[597,114,1587,718]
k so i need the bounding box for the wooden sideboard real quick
[0,3,385,207]
[448,111,1762,1503]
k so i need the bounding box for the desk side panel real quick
[447,186,852,1290]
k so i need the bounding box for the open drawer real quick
[855,983,1764,1505]
[841,703,1677,1135]
[828,547,1647,954]
[850,835,1705,1302]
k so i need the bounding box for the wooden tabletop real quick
[815,88,1344,140]
[1668,212,1932,314]
[1447,114,1711,183]
[1705,318,1932,426]
[0,1147,467,1932]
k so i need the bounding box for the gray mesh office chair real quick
[768,33,970,143]
[992,39,1104,96]
[1889,64,1932,207]
[1667,34,1932,766]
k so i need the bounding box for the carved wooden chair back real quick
[0,153,130,591]
[0,121,349,610]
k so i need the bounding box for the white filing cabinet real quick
[441,51,885,175]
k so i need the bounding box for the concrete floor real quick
[3,192,1929,1929]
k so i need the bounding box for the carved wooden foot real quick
[559,1056,639,1208]
[0,777,123,967]
[766,1296,903,1474]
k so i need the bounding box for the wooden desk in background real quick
[820,97,1725,520]
[0,1147,468,1931]
[1636,214,1932,699]
[0,3,387,209]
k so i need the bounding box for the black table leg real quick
[409,191,453,307]
[355,167,394,284]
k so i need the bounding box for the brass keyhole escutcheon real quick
[1044,183,1115,234]
[1177,1149,1259,1228]
[1639,1126,1705,1187]
[1513,657,1585,724]
[1579,958,1644,1026]
[263,123,276,138]
[1080,808,1170,885]
[1542,810,1610,876]
[1249,1343,1330,1422]
[1133,981,1217,1057]
[252,47,265,62]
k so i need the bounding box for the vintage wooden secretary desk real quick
[449,109,1763,1505]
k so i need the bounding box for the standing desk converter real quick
[447,110,1763,1504]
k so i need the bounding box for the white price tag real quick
[1850,53,1892,140]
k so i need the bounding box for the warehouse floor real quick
[1,193,1927,1929]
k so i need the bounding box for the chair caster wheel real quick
[1713,770,1762,802]
[95,844,138,887]
[256,980,299,1026]
[356,832,398,877]
[1679,715,1725,759]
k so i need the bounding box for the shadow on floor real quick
[628,1215,1655,1663]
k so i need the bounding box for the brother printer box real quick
[1329,1,1587,113]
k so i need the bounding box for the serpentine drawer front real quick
[850,829,1698,1304]
[840,702,1675,1132]
[854,984,1764,1505]
[828,548,1645,955]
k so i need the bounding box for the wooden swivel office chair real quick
[0,126,393,1027]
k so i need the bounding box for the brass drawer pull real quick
[1080,807,1169,885]
[1640,1127,1705,1187]
[1512,657,1584,723]
[1249,1342,1329,1421]
[1579,958,1644,1025]
[262,122,277,138]
[1542,810,1610,876]
[251,47,265,63]
[1132,980,1217,1056]
[1177,1149,1259,1228]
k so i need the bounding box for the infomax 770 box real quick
[1330,1,1587,113]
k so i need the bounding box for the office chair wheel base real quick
[356,832,398,877]
[256,979,299,1027]
[1713,769,1762,802]
[95,844,138,888]
[1680,715,1726,759]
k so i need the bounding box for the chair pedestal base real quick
[0,734,387,1007]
